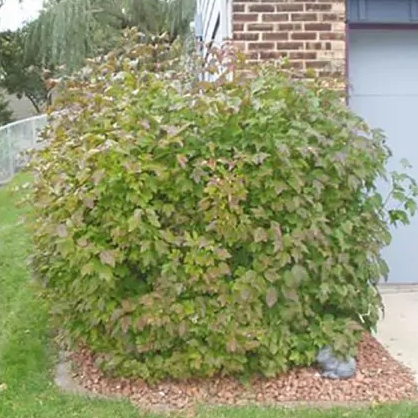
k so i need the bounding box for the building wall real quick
[232,0,346,76]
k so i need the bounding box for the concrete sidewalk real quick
[375,285,418,382]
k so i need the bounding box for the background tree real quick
[0,29,49,113]
[27,0,196,72]
[0,90,14,125]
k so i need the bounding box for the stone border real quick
[54,351,105,399]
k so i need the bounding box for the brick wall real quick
[232,0,346,76]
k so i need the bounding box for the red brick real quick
[304,23,332,31]
[262,13,289,22]
[277,23,303,31]
[249,4,275,12]
[276,41,304,50]
[248,42,275,50]
[291,13,318,21]
[323,13,344,21]
[306,42,325,50]
[306,60,330,69]
[289,51,317,60]
[305,4,332,11]
[276,4,304,12]
[233,4,245,12]
[263,32,289,41]
[234,32,260,41]
[306,41,332,50]
[291,32,317,40]
[233,23,244,32]
[319,32,345,41]
[247,23,274,31]
[259,50,288,59]
[234,13,258,22]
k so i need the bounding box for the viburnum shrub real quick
[29,29,417,382]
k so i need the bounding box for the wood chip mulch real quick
[67,333,418,413]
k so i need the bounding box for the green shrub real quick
[29,31,417,382]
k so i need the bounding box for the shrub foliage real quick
[29,31,417,381]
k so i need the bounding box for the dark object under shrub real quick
[29,31,417,382]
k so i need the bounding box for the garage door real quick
[349,29,418,283]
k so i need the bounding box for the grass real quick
[0,173,418,418]
[0,174,140,418]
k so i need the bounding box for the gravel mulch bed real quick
[68,333,418,412]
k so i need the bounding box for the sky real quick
[0,0,43,31]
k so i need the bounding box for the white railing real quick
[0,114,47,185]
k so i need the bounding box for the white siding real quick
[197,0,221,47]
[195,0,232,80]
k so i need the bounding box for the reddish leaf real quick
[226,338,238,353]
[282,287,299,303]
[84,196,95,209]
[77,237,88,248]
[56,224,68,238]
[99,250,116,268]
[121,317,130,334]
[178,321,187,337]
[177,154,188,168]
[215,248,232,260]
[266,287,278,308]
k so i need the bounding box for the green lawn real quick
[0,174,418,418]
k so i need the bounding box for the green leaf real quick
[405,199,417,216]
[264,269,277,283]
[254,227,268,243]
[128,209,142,232]
[270,222,283,252]
[400,158,412,169]
[81,261,94,277]
[341,221,353,235]
[290,264,308,284]
[97,264,113,282]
